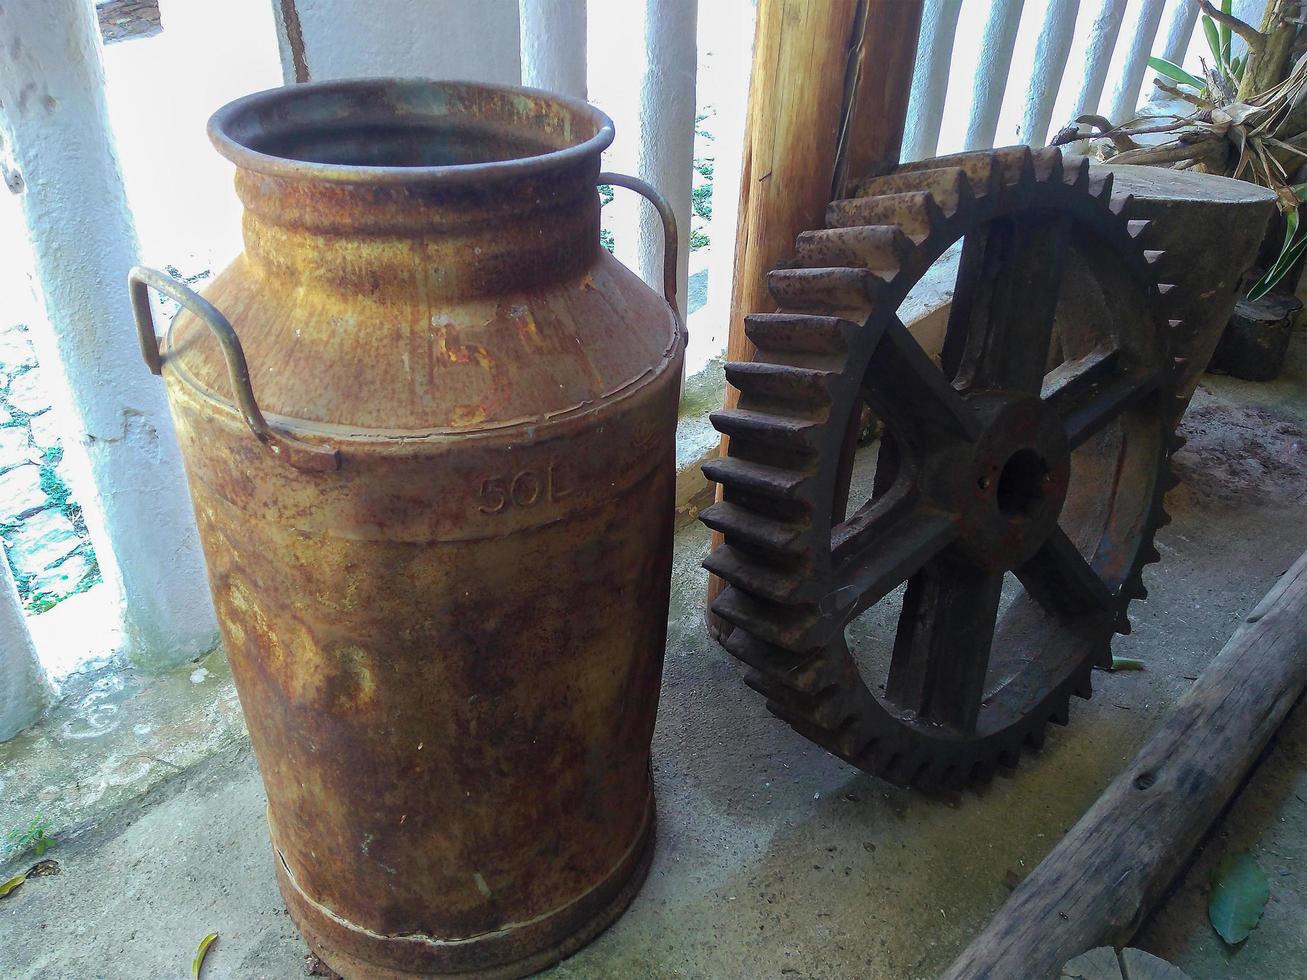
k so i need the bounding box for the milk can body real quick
[132,80,683,978]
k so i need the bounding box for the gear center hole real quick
[995,448,1049,518]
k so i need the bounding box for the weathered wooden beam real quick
[944,547,1307,980]
[707,0,923,627]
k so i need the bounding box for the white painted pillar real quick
[963,0,1026,151]
[0,0,218,669]
[1017,0,1082,147]
[901,0,963,162]
[0,556,49,742]
[1105,0,1168,126]
[520,0,587,98]
[278,0,522,84]
[1157,0,1200,64]
[590,0,696,325]
[1060,0,1129,120]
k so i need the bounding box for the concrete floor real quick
[2,336,1305,979]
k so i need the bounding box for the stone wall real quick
[0,323,100,613]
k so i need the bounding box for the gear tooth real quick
[1115,613,1133,636]
[767,267,880,317]
[710,409,822,455]
[1127,218,1151,239]
[1048,699,1071,726]
[1024,723,1047,751]
[725,631,802,673]
[1074,672,1094,700]
[700,501,805,558]
[703,543,819,605]
[1143,543,1162,564]
[711,586,823,652]
[702,455,810,503]
[997,747,1021,770]
[744,313,854,356]
[794,226,914,278]
[1088,170,1115,200]
[1030,146,1064,183]
[1144,249,1166,267]
[970,758,997,785]
[1063,154,1091,189]
[723,360,837,406]
[854,166,971,214]
[1110,192,1135,216]
[1170,432,1188,452]
[1162,469,1181,492]
[827,191,944,241]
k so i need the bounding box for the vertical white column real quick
[963,0,1027,151]
[283,0,522,83]
[0,0,218,669]
[1016,0,1082,147]
[1157,0,1200,64]
[1069,0,1129,119]
[520,0,587,98]
[0,556,49,742]
[590,0,696,325]
[1105,0,1168,125]
[901,0,964,162]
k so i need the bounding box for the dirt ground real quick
[0,333,1304,979]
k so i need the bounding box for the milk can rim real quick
[207,78,617,186]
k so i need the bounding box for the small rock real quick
[0,464,46,521]
[8,507,80,576]
[0,328,36,373]
[5,368,51,416]
[26,551,90,601]
[0,426,31,472]
[27,411,63,450]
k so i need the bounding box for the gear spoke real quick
[1015,527,1115,617]
[885,559,1004,732]
[949,212,1072,395]
[826,496,957,616]
[1051,361,1164,449]
[861,317,981,448]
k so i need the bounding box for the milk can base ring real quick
[271,795,656,978]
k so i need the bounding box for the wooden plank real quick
[707,0,923,627]
[944,548,1307,979]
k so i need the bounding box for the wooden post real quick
[944,548,1307,979]
[706,0,923,628]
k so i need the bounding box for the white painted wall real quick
[0,552,49,741]
[1049,0,1129,128]
[520,0,586,98]
[284,0,521,83]
[590,0,697,325]
[0,0,218,670]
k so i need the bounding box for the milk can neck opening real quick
[207,78,614,186]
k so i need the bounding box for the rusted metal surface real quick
[700,147,1181,791]
[141,80,684,978]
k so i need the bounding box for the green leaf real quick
[1203,15,1224,71]
[1111,656,1146,671]
[192,933,218,979]
[1247,217,1307,301]
[0,874,26,899]
[1220,0,1233,63]
[1147,56,1208,91]
[1209,852,1269,944]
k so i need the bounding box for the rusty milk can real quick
[128,79,684,978]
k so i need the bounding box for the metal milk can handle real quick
[128,266,340,473]
[598,172,686,340]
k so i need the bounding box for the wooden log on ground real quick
[944,547,1307,980]
[1208,293,1302,382]
[706,0,923,630]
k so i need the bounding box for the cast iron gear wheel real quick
[701,146,1186,792]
